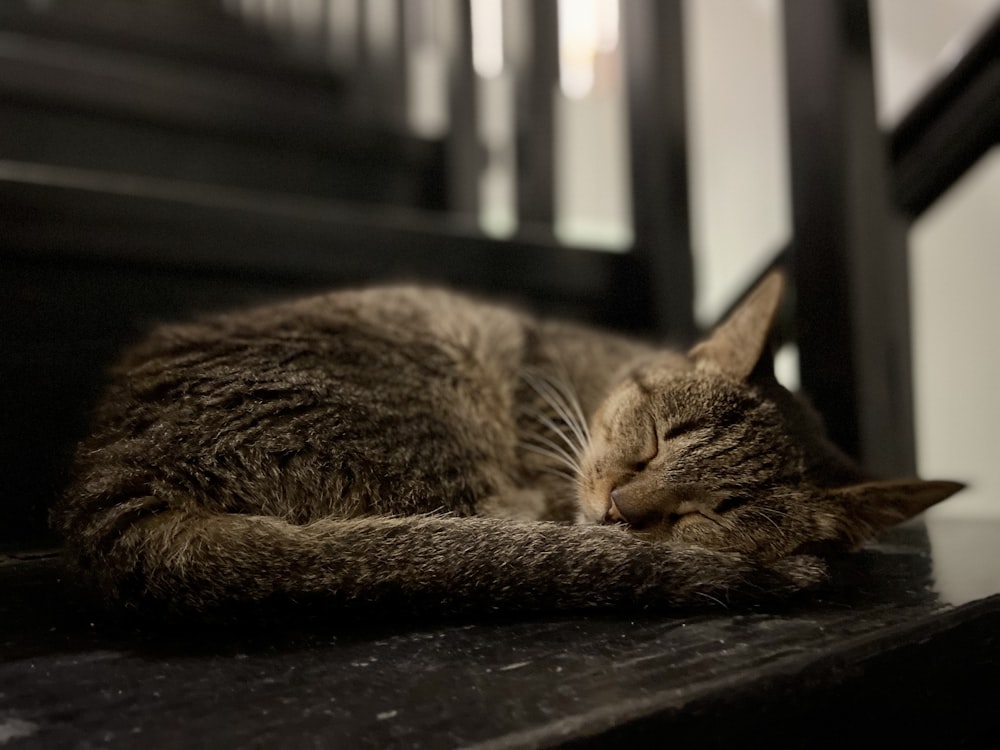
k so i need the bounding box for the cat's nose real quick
[607,486,661,529]
[604,492,627,524]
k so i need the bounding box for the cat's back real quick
[119,284,526,372]
[110,284,530,407]
[62,285,535,526]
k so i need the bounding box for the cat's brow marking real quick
[629,371,654,396]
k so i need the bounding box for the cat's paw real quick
[768,554,829,593]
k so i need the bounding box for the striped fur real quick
[52,274,961,616]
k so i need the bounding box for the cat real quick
[51,271,962,616]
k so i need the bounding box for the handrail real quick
[890,8,1000,218]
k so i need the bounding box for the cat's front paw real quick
[767,554,829,594]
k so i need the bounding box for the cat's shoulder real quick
[116,283,536,374]
[269,282,532,326]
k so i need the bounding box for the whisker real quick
[743,505,795,520]
[758,514,782,534]
[541,365,592,445]
[519,440,581,475]
[535,465,581,483]
[520,384,585,460]
[536,371,590,454]
[518,415,582,466]
[534,412,585,461]
[741,507,783,533]
[520,369,589,458]
[698,508,736,530]
[516,402,584,464]
[695,590,729,609]
[760,506,795,518]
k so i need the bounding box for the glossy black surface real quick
[3,520,999,748]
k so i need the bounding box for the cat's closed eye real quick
[627,418,659,473]
[662,419,706,442]
[714,494,753,514]
[666,510,706,530]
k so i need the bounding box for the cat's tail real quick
[60,503,826,616]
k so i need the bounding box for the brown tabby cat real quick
[52,272,961,615]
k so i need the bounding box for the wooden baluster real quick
[784,0,916,475]
[621,0,695,339]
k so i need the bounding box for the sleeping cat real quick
[52,272,961,615]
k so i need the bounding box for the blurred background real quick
[1,0,998,554]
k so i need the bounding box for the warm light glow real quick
[558,0,619,99]
[471,0,505,78]
[288,0,324,33]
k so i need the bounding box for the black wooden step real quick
[0,1,445,208]
[2,523,998,747]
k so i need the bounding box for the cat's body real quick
[53,274,961,615]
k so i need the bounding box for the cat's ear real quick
[689,271,785,380]
[821,479,964,548]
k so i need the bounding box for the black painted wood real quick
[621,0,695,340]
[354,0,410,129]
[0,26,346,149]
[0,166,648,320]
[0,104,444,211]
[0,1,446,211]
[446,0,483,216]
[889,7,1000,219]
[515,0,559,227]
[3,522,999,748]
[0,0,286,75]
[783,0,916,477]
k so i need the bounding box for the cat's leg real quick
[64,500,827,615]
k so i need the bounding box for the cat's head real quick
[577,271,962,558]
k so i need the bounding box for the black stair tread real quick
[0,0,332,79]
[2,522,999,747]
